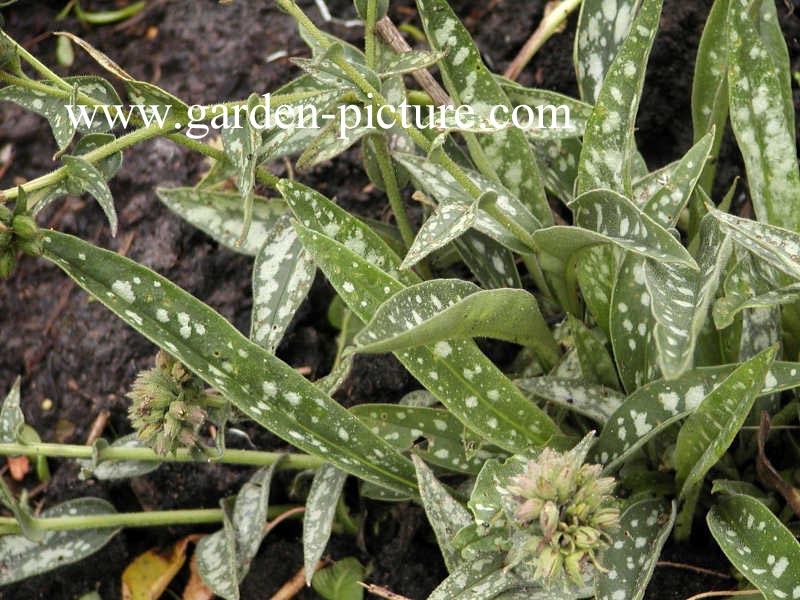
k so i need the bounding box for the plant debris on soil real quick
[1,1,799,598]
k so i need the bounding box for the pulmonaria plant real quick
[504,445,620,588]
[127,351,211,456]
[3,0,800,597]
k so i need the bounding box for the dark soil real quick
[0,0,798,599]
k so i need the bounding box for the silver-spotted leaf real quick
[596,499,676,600]
[0,498,120,585]
[42,231,418,497]
[156,187,287,256]
[708,494,800,600]
[355,279,560,370]
[303,464,347,584]
[251,215,315,353]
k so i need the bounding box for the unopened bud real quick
[539,501,560,540]
[515,497,544,523]
[564,551,587,587]
[0,205,12,223]
[0,251,15,279]
[592,506,621,529]
[574,526,602,549]
[11,214,38,240]
[17,236,43,256]
[534,546,563,584]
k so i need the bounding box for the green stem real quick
[0,442,326,469]
[1,124,165,201]
[0,504,300,534]
[364,0,379,68]
[274,0,331,50]
[371,135,415,251]
[0,31,73,92]
[503,0,583,81]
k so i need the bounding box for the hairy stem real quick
[0,504,300,534]
[0,442,326,469]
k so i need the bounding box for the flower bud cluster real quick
[504,446,620,589]
[0,204,43,279]
[127,351,208,455]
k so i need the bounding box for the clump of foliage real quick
[2,0,800,598]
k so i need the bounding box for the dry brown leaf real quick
[6,456,29,481]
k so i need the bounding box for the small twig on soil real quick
[42,280,75,336]
[85,409,111,445]
[359,582,414,600]
[375,17,451,106]
[263,506,306,537]
[655,561,731,579]
[503,0,582,81]
[683,590,759,600]
[268,559,328,600]
[756,410,800,517]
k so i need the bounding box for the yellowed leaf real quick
[122,535,199,600]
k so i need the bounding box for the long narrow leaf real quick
[42,232,417,496]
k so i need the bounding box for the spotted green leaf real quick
[196,496,238,600]
[674,345,776,497]
[692,0,730,194]
[156,187,287,256]
[641,132,714,228]
[454,231,521,289]
[260,86,345,162]
[714,248,792,333]
[394,153,542,257]
[351,404,506,474]
[62,155,118,235]
[595,499,676,600]
[592,360,800,470]
[355,279,560,371]
[296,107,372,171]
[568,315,620,390]
[536,190,697,268]
[125,79,188,127]
[0,75,120,149]
[533,137,582,205]
[303,464,347,584]
[577,0,662,195]
[574,0,642,103]
[414,0,551,225]
[711,208,800,279]
[311,557,365,600]
[644,216,733,379]
[42,231,418,497]
[708,494,800,600]
[32,132,123,216]
[221,93,261,246]
[727,0,800,230]
[403,194,481,269]
[281,180,559,452]
[412,455,472,572]
[426,557,518,600]
[498,80,591,140]
[515,377,624,424]
[196,464,281,599]
[0,376,22,444]
[379,49,443,78]
[0,498,120,585]
[576,246,618,336]
[251,215,315,353]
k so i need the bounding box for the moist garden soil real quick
[0,1,798,598]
